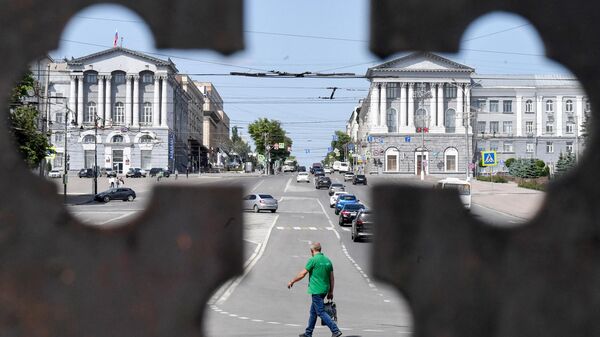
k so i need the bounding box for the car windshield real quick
[341,195,356,201]
[259,194,274,199]
[331,183,343,187]
[356,175,365,178]
[344,204,364,210]
[444,183,471,195]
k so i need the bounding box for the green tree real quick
[328,130,351,162]
[223,126,251,160]
[8,71,52,169]
[555,152,576,176]
[247,118,292,162]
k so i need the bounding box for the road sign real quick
[347,144,355,151]
[499,159,505,166]
[481,151,497,167]
[404,136,411,143]
[305,149,310,154]
[367,135,373,143]
[379,137,384,144]
[257,154,265,162]
[334,148,340,155]
[278,142,285,149]
[332,135,338,141]
[328,147,333,152]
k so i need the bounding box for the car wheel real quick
[253,205,259,213]
[127,195,134,202]
[335,210,339,215]
[352,228,359,242]
[338,217,343,226]
[271,209,276,213]
[103,196,110,203]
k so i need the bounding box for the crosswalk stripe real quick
[309,227,317,230]
[293,227,301,230]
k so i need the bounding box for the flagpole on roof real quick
[113,29,118,48]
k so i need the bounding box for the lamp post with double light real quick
[414,84,432,181]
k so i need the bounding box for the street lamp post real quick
[414,85,432,181]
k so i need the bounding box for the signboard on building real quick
[481,151,497,167]
[404,136,411,143]
[168,132,174,160]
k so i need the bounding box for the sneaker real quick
[332,332,343,337]
[299,334,311,337]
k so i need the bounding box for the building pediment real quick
[67,47,178,73]
[367,52,474,77]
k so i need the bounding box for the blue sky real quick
[51,1,571,166]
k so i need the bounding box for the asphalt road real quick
[61,172,525,336]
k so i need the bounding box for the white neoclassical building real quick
[40,47,206,173]
[348,52,589,177]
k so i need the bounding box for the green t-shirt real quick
[305,252,333,294]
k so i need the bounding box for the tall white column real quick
[437,83,444,128]
[98,76,105,125]
[380,83,387,130]
[368,84,379,128]
[456,83,464,131]
[465,85,471,133]
[105,76,112,124]
[161,76,168,127]
[576,96,584,134]
[536,96,543,136]
[429,83,440,132]
[408,83,415,130]
[399,83,407,130]
[69,75,76,122]
[76,75,84,126]
[516,95,523,136]
[556,95,563,137]
[153,75,160,127]
[125,75,132,127]
[132,75,140,127]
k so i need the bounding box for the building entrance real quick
[415,152,429,176]
[112,149,124,173]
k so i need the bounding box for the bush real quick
[505,157,515,168]
[518,180,546,191]
[476,175,508,183]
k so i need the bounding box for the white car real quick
[330,191,347,208]
[343,172,355,181]
[48,169,62,178]
[296,172,310,183]
[324,167,332,174]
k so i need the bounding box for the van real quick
[436,178,471,210]
[332,161,342,172]
[338,162,350,173]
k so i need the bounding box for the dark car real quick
[94,187,136,202]
[149,168,171,177]
[313,168,325,176]
[126,168,143,178]
[351,209,373,242]
[352,174,367,185]
[338,203,366,225]
[78,168,99,178]
[315,176,332,189]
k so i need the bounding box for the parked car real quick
[243,194,278,213]
[48,169,62,178]
[335,194,359,215]
[149,167,170,177]
[351,209,373,242]
[328,183,345,196]
[126,168,143,178]
[315,176,332,189]
[94,187,136,202]
[352,174,367,185]
[78,168,99,178]
[104,168,117,177]
[339,203,366,225]
[296,171,310,183]
[330,191,347,208]
[324,167,332,174]
[343,172,355,181]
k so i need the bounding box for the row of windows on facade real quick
[84,72,155,84]
[51,149,154,169]
[477,120,579,134]
[385,147,459,172]
[52,134,153,144]
[478,141,574,154]
[53,102,155,125]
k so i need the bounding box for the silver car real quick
[243,194,278,213]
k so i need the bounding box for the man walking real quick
[288,242,342,337]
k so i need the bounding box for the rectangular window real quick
[54,133,64,144]
[54,153,64,169]
[503,121,513,134]
[490,121,499,134]
[566,123,574,134]
[113,73,125,84]
[477,99,487,111]
[526,142,535,153]
[445,155,456,172]
[546,142,554,153]
[490,141,499,151]
[566,142,574,154]
[526,121,534,134]
[546,123,554,134]
[490,100,499,112]
[86,73,97,83]
[503,100,513,113]
[143,73,153,84]
[444,85,457,98]
[525,100,534,113]
[386,155,398,171]
[386,83,399,99]
[55,111,64,123]
[141,150,152,170]
[477,121,486,133]
[84,150,96,169]
[503,142,514,153]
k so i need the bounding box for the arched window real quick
[85,102,96,124]
[387,108,397,133]
[525,100,533,113]
[142,102,153,125]
[445,108,456,128]
[112,135,124,143]
[546,100,554,113]
[140,135,153,143]
[83,135,96,144]
[113,102,124,124]
[566,99,574,113]
[415,108,428,128]
[385,147,400,172]
[444,147,459,172]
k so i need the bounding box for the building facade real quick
[349,52,589,177]
[42,47,206,174]
[194,82,230,169]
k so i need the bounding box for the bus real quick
[436,178,471,210]
[282,159,296,172]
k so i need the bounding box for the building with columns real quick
[43,47,205,174]
[348,52,589,177]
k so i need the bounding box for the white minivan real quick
[436,178,471,210]
[338,162,350,173]
[332,161,342,172]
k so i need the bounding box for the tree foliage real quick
[508,158,549,178]
[8,71,52,169]
[247,118,292,162]
[555,152,576,176]
[323,130,352,164]
[222,126,251,160]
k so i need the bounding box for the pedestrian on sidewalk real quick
[109,176,115,189]
[118,177,125,186]
[287,242,342,337]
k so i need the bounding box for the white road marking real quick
[212,214,280,305]
[251,179,264,192]
[98,212,135,225]
[283,177,293,193]
[309,227,317,230]
[293,226,301,230]
[276,226,284,230]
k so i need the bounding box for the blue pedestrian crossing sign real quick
[481,151,497,167]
